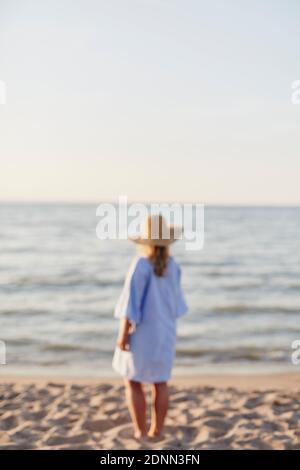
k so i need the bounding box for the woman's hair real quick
[148,245,169,277]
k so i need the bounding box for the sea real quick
[1,203,300,377]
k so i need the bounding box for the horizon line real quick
[0,200,300,208]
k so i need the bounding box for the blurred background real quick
[0,0,299,377]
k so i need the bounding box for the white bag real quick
[112,346,135,378]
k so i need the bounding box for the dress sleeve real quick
[114,257,150,326]
[176,264,188,318]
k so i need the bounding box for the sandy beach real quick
[0,373,300,450]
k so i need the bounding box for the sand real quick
[0,373,300,450]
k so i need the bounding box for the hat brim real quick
[129,226,182,246]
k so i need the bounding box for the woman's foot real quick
[147,428,163,439]
[134,429,147,440]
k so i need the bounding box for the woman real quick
[112,214,187,439]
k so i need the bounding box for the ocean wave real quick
[40,343,100,353]
[221,282,263,290]
[39,360,68,366]
[0,308,49,317]
[212,305,300,315]
[0,308,114,319]
[176,346,287,362]
[0,277,123,291]
[286,284,300,290]
[5,337,38,346]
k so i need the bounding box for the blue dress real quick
[112,256,188,383]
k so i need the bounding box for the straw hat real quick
[129,214,182,247]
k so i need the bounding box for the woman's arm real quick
[117,318,132,351]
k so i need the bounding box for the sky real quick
[0,0,299,204]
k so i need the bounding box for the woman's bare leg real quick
[124,379,147,438]
[148,382,169,437]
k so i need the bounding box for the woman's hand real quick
[117,318,131,351]
[117,335,129,351]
